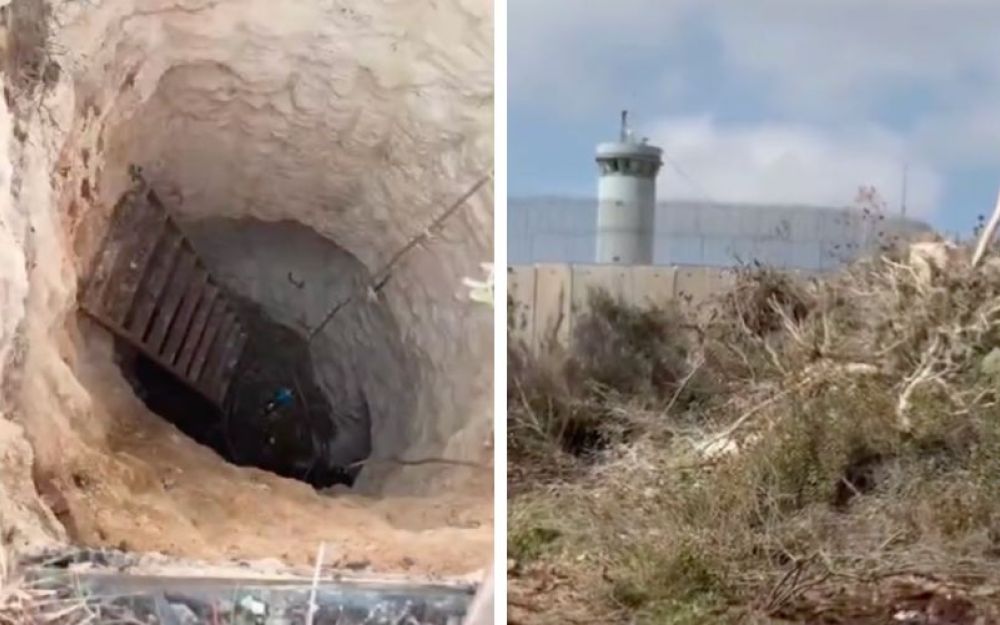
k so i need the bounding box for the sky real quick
[508,0,1000,235]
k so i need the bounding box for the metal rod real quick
[307,171,493,342]
[972,188,1000,268]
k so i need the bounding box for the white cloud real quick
[913,102,1000,167]
[649,116,944,217]
[509,0,696,113]
[710,0,1000,117]
[511,0,1000,115]
[510,0,1000,217]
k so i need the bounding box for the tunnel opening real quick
[112,293,362,490]
[78,169,423,495]
[94,191,381,490]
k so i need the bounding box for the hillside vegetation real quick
[509,248,1000,624]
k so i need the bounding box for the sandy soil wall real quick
[0,0,492,574]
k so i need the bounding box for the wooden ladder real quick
[79,187,248,408]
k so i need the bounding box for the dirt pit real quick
[0,0,493,578]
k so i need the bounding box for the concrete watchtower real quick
[595,111,663,264]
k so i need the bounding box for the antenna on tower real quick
[620,110,628,142]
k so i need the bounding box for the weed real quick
[510,526,562,563]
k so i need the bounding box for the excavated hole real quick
[0,0,490,572]
[80,47,491,498]
[109,217,414,490]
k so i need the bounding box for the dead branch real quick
[896,335,943,431]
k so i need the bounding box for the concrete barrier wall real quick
[508,264,735,353]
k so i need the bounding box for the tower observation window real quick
[600,158,658,175]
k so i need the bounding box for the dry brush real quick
[509,246,1000,623]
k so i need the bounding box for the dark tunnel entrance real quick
[113,297,365,489]
[85,187,379,490]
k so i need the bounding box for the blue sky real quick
[509,0,1000,235]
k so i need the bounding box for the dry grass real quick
[509,254,1000,623]
[507,289,704,491]
[0,546,92,625]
